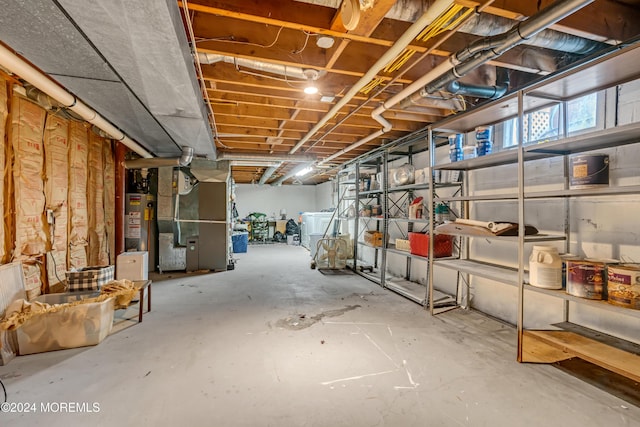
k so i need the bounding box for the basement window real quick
[502,92,601,147]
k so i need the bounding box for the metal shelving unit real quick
[426,39,640,373]
[337,153,385,284]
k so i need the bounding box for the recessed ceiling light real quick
[304,86,319,95]
[316,36,335,49]
[320,95,335,103]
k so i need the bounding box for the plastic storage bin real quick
[16,293,115,355]
[232,232,249,253]
[116,251,148,281]
[408,232,453,258]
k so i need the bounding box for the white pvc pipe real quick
[288,0,456,154]
[371,59,455,122]
[0,43,153,158]
[319,129,385,165]
[336,0,593,167]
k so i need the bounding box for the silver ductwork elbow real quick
[178,146,194,167]
[125,146,194,169]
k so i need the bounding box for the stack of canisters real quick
[475,125,493,156]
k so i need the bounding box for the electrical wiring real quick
[196,26,285,49]
[291,31,312,55]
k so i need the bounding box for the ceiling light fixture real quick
[320,94,335,103]
[303,69,320,95]
[295,166,313,177]
[316,35,335,49]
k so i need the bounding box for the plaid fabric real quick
[66,265,115,292]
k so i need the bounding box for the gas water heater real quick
[125,193,157,272]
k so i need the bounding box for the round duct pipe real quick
[216,151,316,163]
[124,146,194,169]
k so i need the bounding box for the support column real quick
[115,141,128,257]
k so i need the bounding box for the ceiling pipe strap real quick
[66,95,77,108]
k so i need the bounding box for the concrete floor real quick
[1,244,638,426]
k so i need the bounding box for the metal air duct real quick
[271,162,316,186]
[259,166,279,185]
[216,151,315,163]
[125,146,194,169]
[445,68,510,100]
[319,0,594,166]
[198,53,313,80]
[457,14,603,55]
[424,0,596,96]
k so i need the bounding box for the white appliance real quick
[300,212,334,249]
[116,251,149,281]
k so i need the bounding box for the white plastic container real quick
[529,245,562,289]
[116,251,149,281]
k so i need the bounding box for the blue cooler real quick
[232,232,249,253]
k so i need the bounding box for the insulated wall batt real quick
[43,115,69,287]
[68,122,89,269]
[103,141,115,264]
[11,96,46,257]
[11,96,46,299]
[0,79,7,264]
[88,132,107,266]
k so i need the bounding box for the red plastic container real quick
[408,232,453,258]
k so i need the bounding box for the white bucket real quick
[529,245,562,289]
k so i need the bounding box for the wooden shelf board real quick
[521,332,574,364]
[524,330,640,383]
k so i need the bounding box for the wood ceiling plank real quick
[184,1,416,50]
[459,0,640,42]
[325,0,398,69]
[187,0,343,33]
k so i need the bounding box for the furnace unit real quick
[125,193,157,272]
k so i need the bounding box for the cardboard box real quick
[116,252,149,281]
[395,239,411,252]
[408,232,454,258]
[16,293,115,355]
[364,230,383,247]
[66,265,115,292]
